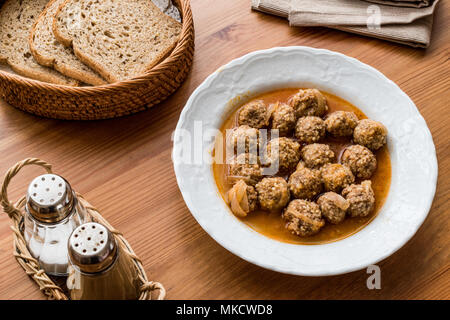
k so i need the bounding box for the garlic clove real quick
[228,181,251,218]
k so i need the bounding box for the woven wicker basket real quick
[0,158,165,300]
[0,0,194,120]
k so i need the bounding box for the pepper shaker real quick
[24,174,86,276]
[67,222,141,300]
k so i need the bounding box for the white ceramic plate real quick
[173,47,437,276]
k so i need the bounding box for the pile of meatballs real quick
[225,88,388,237]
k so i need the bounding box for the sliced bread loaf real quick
[0,0,79,86]
[29,0,106,86]
[53,0,182,83]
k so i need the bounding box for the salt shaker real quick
[67,222,141,300]
[24,174,86,276]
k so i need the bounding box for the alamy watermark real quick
[367,5,382,30]
[172,121,280,175]
[367,265,381,289]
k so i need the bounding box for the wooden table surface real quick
[0,0,449,300]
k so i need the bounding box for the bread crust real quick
[8,61,79,86]
[52,0,74,48]
[29,0,106,86]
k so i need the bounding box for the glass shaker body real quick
[23,174,86,276]
[67,222,141,300]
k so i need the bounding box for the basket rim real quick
[0,0,192,95]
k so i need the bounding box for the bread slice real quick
[53,0,182,83]
[0,0,79,86]
[29,0,106,86]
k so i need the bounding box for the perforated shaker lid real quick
[26,174,76,223]
[68,222,117,274]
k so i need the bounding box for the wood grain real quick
[0,0,449,299]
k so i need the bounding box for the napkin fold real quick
[251,0,439,48]
[365,0,431,8]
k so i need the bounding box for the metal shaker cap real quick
[26,174,76,224]
[68,222,117,274]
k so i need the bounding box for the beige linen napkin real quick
[252,0,438,48]
[365,0,432,8]
[289,0,438,26]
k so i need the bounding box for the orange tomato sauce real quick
[212,89,391,245]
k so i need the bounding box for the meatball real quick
[283,199,325,237]
[266,137,301,174]
[289,89,328,118]
[295,116,326,144]
[342,180,375,217]
[270,102,296,136]
[227,180,258,218]
[325,111,359,137]
[341,145,377,179]
[320,163,355,193]
[295,161,322,176]
[301,143,335,169]
[229,153,262,186]
[288,167,322,199]
[227,125,259,155]
[353,119,387,150]
[256,177,290,212]
[317,192,349,224]
[238,100,269,129]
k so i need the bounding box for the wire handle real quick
[1,158,52,222]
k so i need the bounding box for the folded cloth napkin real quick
[252,0,439,48]
[252,0,432,9]
[365,0,432,8]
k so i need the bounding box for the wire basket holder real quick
[0,158,165,300]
